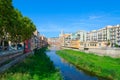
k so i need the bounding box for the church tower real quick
[59,30,64,37]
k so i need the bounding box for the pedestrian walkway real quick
[0,50,23,56]
[85,48,120,58]
[63,47,120,58]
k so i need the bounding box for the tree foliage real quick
[0,0,36,44]
[21,17,36,41]
[0,0,13,38]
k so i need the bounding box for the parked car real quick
[9,46,16,51]
[17,44,23,50]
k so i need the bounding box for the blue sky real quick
[13,0,120,38]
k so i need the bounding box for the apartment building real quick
[64,34,71,47]
[59,31,71,47]
[85,25,120,48]
[40,35,48,47]
[61,31,86,48]
[97,29,103,42]
[33,30,40,48]
[86,30,97,42]
[115,25,120,46]
[59,24,120,49]
[76,31,86,42]
[106,25,120,47]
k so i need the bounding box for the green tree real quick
[8,10,36,49]
[0,0,36,50]
[0,0,14,37]
[115,43,119,48]
[0,0,14,50]
[21,17,36,41]
[8,9,23,43]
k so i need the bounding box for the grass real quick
[56,49,120,80]
[0,47,62,80]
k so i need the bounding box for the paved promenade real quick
[0,50,23,56]
[63,47,120,58]
[84,48,120,58]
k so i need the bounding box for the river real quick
[46,47,99,80]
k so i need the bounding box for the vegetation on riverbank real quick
[56,49,120,80]
[0,47,62,80]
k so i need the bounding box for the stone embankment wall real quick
[0,52,33,73]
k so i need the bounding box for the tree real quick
[21,17,36,41]
[0,0,14,50]
[8,10,36,49]
[0,0,14,37]
[8,9,23,43]
[115,43,119,48]
[0,0,36,50]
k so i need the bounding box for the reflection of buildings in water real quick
[61,58,73,67]
[49,46,61,50]
[61,58,67,63]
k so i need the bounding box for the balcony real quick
[110,34,115,36]
[117,36,120,38]
[98,38,102,40]
[98,34,102,35]
[102,38,106,40]
[117,33,120,34]
[117,40,120,43]
[117,29,120,31]
[112,30,116,32]
[110,38,116,40]
[103,34,107,36]
[117,32,120,35]
[98,40,102,41]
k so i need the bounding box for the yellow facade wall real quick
[70,40,80,49]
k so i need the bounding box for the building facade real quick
[60,24,120,49]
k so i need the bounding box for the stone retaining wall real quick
[0,52,32,73]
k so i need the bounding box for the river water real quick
[46,48,99,80]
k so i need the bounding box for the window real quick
[95,44,96,46]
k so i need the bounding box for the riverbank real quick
[0,47,62,80]
[56,49,120,80]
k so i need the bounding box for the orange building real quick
[70,40,80,49]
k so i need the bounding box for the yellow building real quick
[70,40,80,49]
[80,41,109,49]
[59,33,71,47]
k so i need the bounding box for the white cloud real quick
[37,24,66,32]
[88,15,103,20]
